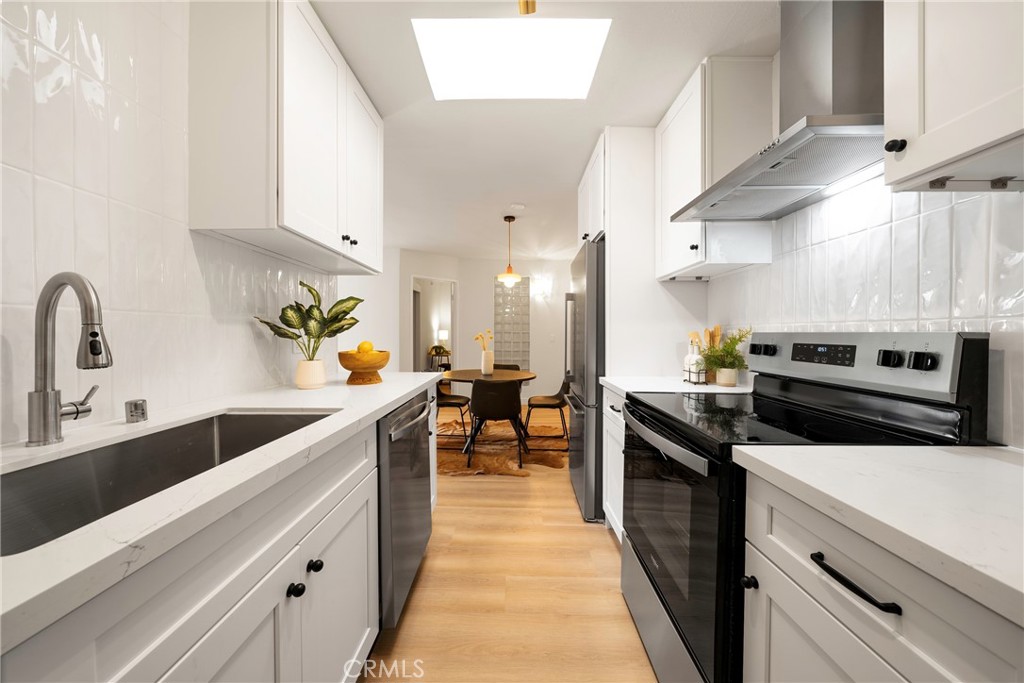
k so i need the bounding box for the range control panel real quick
[791,343,856,367]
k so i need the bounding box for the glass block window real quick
[493,277,530,370]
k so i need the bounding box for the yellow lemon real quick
[357,340,374,353]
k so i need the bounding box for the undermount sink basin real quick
[1,411,334,557]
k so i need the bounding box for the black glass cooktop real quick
[628,391,935,454]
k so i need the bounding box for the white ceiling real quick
[313,1,781,261]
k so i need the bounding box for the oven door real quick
[622,402,723,683]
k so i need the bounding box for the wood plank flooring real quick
[364,407,656,683]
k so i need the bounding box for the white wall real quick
[0,2,340,445]
[336,246,400,362]
[398,249,459,372]
[708,176,1024,448]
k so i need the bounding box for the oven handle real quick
[622,404,711,477]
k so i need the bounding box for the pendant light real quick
[497,215,522,288]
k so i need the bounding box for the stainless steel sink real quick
[1,411,333,556]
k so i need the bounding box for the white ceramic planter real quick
[716,367,738,387]
[481,350,495,375]
[295,359,326,389]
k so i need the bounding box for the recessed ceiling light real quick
[411,18,612,101]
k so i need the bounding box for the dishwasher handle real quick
[390,402,432,442]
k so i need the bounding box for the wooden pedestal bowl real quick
[337,350,390,385]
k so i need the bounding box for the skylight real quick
[411,18,612,101]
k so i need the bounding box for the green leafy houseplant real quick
[254,281,362,361]
[698,327,752,372]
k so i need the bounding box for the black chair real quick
[494,363,520,371]
[524,378,570,439]
[466,380,530,468]
[436,364,470,445]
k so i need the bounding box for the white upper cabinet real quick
[655,57,775,281]
[189,0,384,274]
[577,134,606,243]
[883,1,1024,192]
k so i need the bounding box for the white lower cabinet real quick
[601,388,626,541]
[1,427,380,683]
[743,473,1024,683]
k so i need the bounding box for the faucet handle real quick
[81,384,99,405]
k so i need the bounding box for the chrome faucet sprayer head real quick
[77,323,112,369]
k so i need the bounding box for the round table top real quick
[442,368,537,383]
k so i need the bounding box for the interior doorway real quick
[412,277,456,372]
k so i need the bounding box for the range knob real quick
[907,351,939,371]
[748,343,764,355]
[761,344,778,357]
[876,349,904,368]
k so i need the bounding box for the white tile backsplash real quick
[1,2,336,446]
[708,174,1024,447]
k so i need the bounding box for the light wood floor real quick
[364,407,656,683]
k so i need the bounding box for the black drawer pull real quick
[810,552,902,615]
[610,405,621,413]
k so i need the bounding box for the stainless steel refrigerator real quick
[566,237,604,522]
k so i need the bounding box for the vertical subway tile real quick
[161,122,186,221]
[809,242,828,321]
[794,247,809,322]
[795,209,810,250]
[866,223,891,322]
[33,175,74,284]
[921,192,951,213]
[891,217,918,319]
[161,219,186,313]
[108,89,137,205]
[32,1,73,58]
[2,24,33,170]
[891,320,918,332]
[919,206,952,319]
[845,231,868,321]
[807,200,828,244]
[1,166,35,304]
[780,214,795,253]
[989,192,1023,317]
[136,105,162,213]
[134,5,161,113]
[107,201,138,310]
[136,209,163,311]
[771,221,782,257]
[826,238,846,321]
[781,252,795,322]
[74,189,109,304]
[72,1,105,81]
[0,305,33,443]
[768,260,783,322]
[160,25,186,129]
[161,0,188,39]
[891,191,920,222]
[951,196,989,319]
[32,45,73,184]
[105,2,135,100]
[73,71,107,195]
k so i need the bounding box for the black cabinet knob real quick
[306,559,325,573]
[350,239,358,246]
[740,575,759,590]
[342,235,351,241]
[581,233,589,241]
[286,582,306,598]
[907,351,939,371]
[762,344,778,357]
[689,244,699,251]
[884,139,907,153]
[876,349,904,368]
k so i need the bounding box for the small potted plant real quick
[698,327,752,387]
[255,281,362,389]
[474,329,494,375]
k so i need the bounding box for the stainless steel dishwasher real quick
[378,391,433,629]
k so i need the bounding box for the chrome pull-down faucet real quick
[27,272,113,446]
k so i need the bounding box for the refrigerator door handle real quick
[564,294,576,379]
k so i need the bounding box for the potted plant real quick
[255,281,362,389]
[698,327,752,387]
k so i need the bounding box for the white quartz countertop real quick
[0,372,439,653]
[734,444,1024,627]
[601,375,754,396]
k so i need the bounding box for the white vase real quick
[481,350,495,375]
[295,359,326,389]
[716,367,738,387]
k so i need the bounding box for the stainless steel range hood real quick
[674,1,885,223]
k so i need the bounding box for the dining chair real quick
[524,378,570,440]
[436,364,470,446]
[494,364,520,371]
[466,380,529,468]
